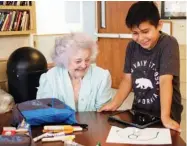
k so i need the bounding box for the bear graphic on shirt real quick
[135,78,153,89]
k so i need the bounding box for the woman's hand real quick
[161,116,181,132]
[98,101,119,112]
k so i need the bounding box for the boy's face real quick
[131,21,162,49]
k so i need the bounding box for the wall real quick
[82,1,96,39]
[35,1,83,34]
[33,34,64,63]
[0,36,31,60]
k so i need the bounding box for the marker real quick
[64,141,84,146]
[42,135,75,142]
[43,129,73,134]
[96,142,101,146]
[33,133,49,142]
[43,125,82,133]
[33,132,65,142]
[2,127,16,136]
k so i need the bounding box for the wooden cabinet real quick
[0,1,36,36]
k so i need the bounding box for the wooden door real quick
[96,1,135,88]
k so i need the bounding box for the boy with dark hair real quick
[99,1,183,132]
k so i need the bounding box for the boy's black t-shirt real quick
[124,32,183,123]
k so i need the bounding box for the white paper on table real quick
[106,126,172,145]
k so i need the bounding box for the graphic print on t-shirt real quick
[131,60,159,106]
[135,78,153,89]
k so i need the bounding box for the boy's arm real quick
[160,74,181,132]
[98,73,132,112]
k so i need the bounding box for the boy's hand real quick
[161,116,181,132]
[98,101,119,112]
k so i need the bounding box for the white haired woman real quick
[36,32,114,111]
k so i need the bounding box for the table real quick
[0,111,186,146]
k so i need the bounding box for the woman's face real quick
[68,49,91,79]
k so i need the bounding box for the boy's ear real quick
[157,20,163,31]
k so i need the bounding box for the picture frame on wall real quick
[161,1,186,19]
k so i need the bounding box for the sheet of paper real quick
[106,126,172,145]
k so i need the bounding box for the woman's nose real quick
[80,62,87,68]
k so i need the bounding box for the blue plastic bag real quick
[12,98,77,126]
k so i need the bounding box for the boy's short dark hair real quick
[126,1,160,29]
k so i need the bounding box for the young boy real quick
[99,1,183,132]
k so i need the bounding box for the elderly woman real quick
[36,32,114,111]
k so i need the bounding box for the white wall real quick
[82,1,96,39]
[35,1,83,34]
